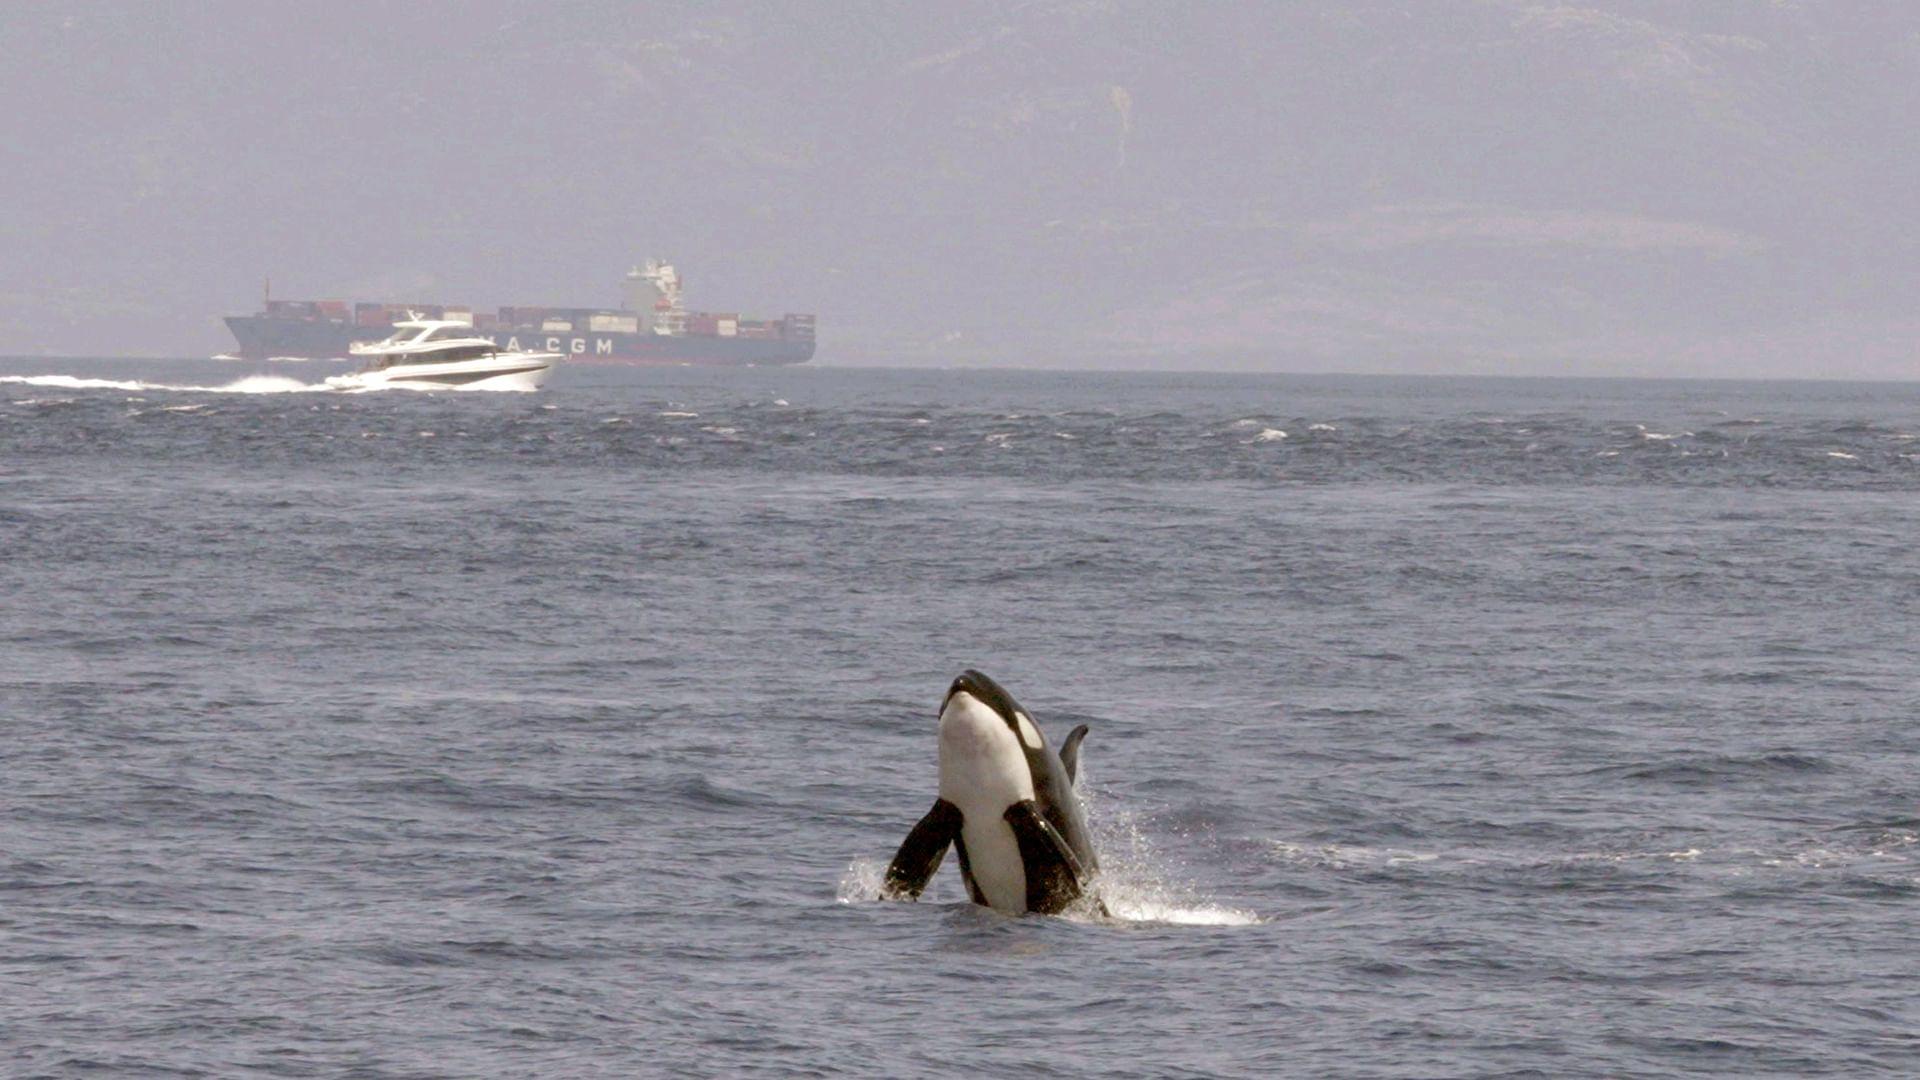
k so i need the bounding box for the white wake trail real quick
[1,373,322,394]
[3,372,539,395]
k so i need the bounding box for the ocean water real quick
[3,358,1918,1078]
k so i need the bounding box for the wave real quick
[7,381,1915,484]
[1585,752,1836,784]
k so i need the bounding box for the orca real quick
[882,670,1101,915]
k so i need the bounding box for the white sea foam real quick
[1307,423,1336,432]
[1827,451,1858,460]
[1252,427,1288,442]
[222,375,318,393]
[1088,863,1264,927]
[1265,832,1918,881]
[1269,840,1438,869]
[3,375,149,392]
[2,373,321,394]
[1561,848,1704,865]
[1268,839,1702,872]
[658,410,699,418]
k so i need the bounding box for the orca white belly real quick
[959,813,1027,911]
[938,690,1036,913]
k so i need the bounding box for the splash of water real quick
[837,857,889,905]
[1076,780,1261,926]
[838,784,1261,927]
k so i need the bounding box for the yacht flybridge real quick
[327,318,558,391]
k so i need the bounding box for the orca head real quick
[937,669,1043,812]
[943,669,1046,753]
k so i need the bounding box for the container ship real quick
[223,260,815,366]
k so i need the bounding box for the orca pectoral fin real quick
[1004,800,1091,913]
[1059,724,1090,785]
[883,798,962,900]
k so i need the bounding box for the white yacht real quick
[326,319,558,391]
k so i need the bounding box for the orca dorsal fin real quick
[1059,724,1090,785]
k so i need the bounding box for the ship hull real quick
[224,316,815,367]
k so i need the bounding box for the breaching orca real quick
[882,670,1100,915]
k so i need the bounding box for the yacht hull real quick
[326,354,557,392]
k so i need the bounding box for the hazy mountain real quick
[3,1,1915,376]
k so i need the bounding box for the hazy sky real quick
[4,1,1917,376]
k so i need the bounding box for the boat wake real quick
[0,373,537,395]
[2,373,321,394]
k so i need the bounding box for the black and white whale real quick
[882,670,1100,915]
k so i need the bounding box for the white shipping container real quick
[541,319,573,332]
[443,308,473,326]
[590,314,640,333]
[717,319,738,337]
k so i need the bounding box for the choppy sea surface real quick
[3,357,1918,1078]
